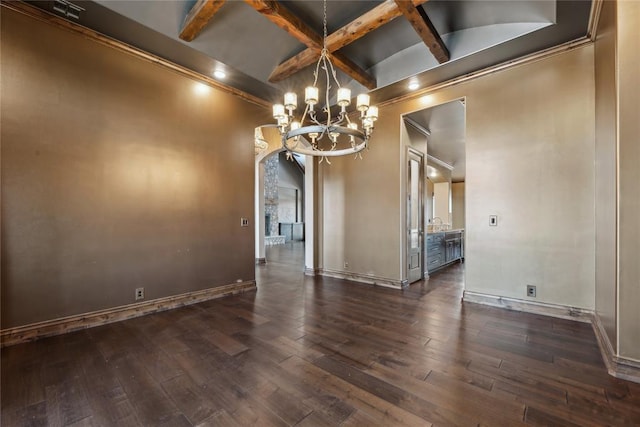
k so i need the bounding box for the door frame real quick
[406,147,425,283]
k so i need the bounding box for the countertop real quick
[426,228,465,234]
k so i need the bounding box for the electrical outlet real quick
[526,285,536,298]
[135,287,144,301]
[344,261,349,269]
[240,218,249,227]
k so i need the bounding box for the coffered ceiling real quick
[30,0,593,105]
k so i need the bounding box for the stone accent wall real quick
[264,155,279,236]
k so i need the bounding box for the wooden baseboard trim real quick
[318,269,405,289]
[462,291,593,323]
[463,291,640,384]
[592,314,640,384]
[304,267,320,276]
[0,281,256,347]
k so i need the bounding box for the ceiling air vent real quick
[52,0,84,20]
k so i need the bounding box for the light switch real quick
[489,215,498,226]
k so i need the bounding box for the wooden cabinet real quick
[426,233,446,272]
[427,230,464,274]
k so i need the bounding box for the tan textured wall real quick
[321,114,402,280]
[454,46,595,309]
[323,45,596,308]
[452,182,465,230]
[594,0,618,352]
[617,0,640,360]
[1,10,268,328]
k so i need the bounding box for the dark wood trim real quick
[1,281,256,347]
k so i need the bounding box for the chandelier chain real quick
[270,0,378,159]
[322,0,328,52]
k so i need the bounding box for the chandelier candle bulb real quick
[290,121,301,141]
[347,122,358,143]
[273,104,285,119]
[337,88,351,107]
[356,94,370,111]
[278,115,289,128]
[284,92,297,110]
[366,106,379,121]
[305,86,319,106]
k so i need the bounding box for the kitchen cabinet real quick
[427,230,464,274]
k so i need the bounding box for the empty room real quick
[2,0,639,425]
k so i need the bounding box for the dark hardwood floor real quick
[3,241,640,426]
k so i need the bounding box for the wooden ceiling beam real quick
[179,0,226,42]
[246,0,376,89]
[326,0,428,52]
[269,0,428,84]
[393,0,449,63]
[244,0,322,48]
[329,53,377,90]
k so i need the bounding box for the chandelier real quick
[272,0,378,161]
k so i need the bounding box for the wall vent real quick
[52,0,84,20]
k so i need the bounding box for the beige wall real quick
[1,10,268,328]
[452,182,465,230]
[617,0,640,360]
[464,46,595,309]
[321,118,402,280]
[322,45,596,306]
[594,0,618,352]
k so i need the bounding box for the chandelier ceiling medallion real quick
[272,0,378,162]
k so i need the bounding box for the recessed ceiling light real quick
[408,81,419,91]
[213,70,226,79]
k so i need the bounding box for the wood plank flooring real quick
[3,241,640,426]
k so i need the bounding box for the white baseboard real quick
[318,268,406,289]
[463,290,640,384]
[1,281,256,347]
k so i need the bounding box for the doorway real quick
[402,98,466,283]
[254,125,316,273]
